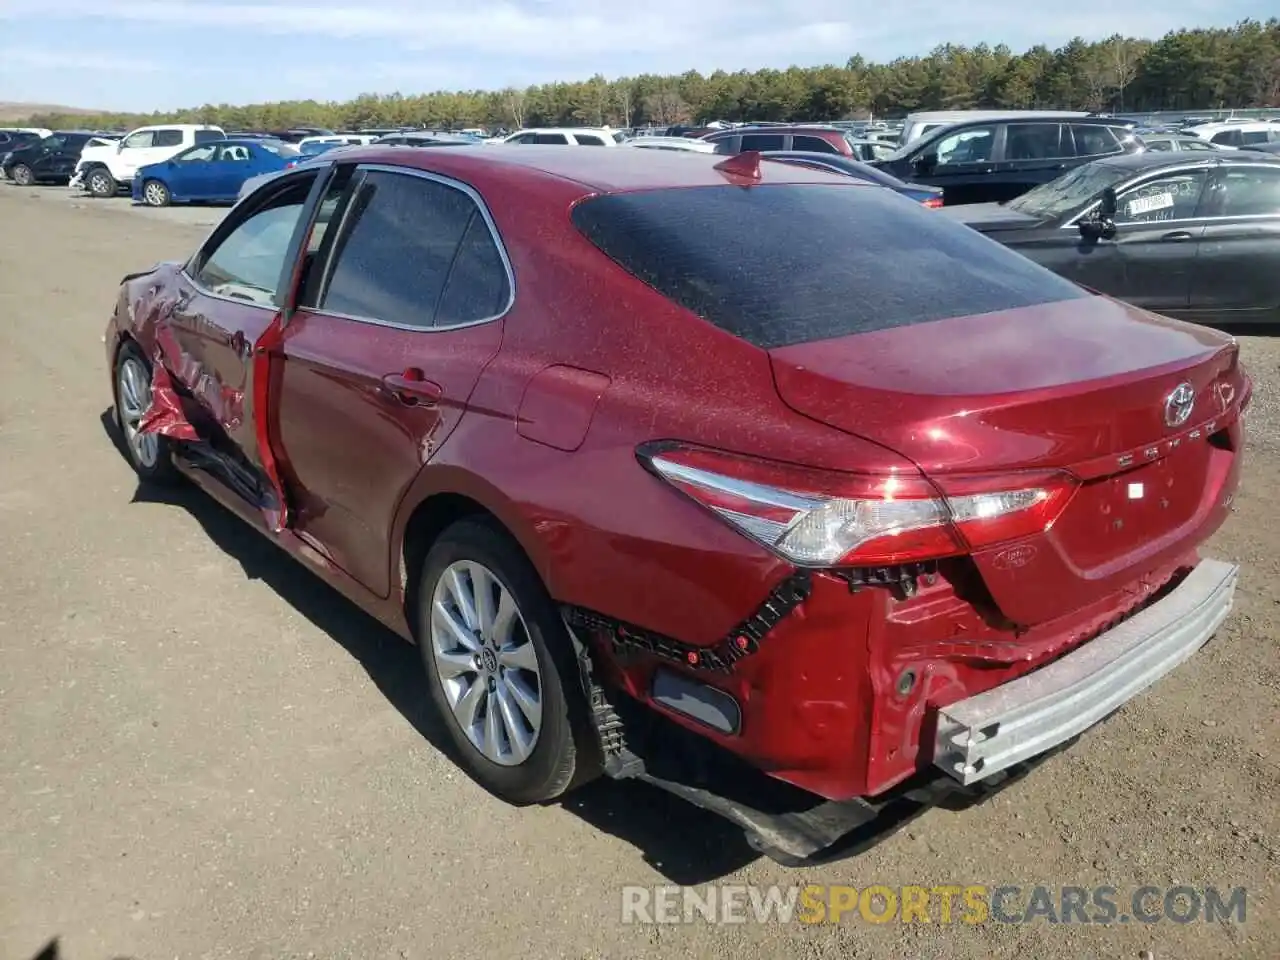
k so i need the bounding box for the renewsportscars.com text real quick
[621,884,1247,925]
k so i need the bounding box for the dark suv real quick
[876,116,1139,205]
[2,131,99,186]
[0,129,43,154]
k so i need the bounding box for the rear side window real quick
[741,133,785,151]
[435,214,512,325]
[1241,130,1269,145]
[793,135,839,154]
[1070,125,1123,157]
[316,170,476,328]
[574,134,606,146]
[1207,167,1280,217]
[194,129,224,144]
[1005,124,1066,160]
[571,184,1089,350]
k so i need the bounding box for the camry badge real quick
[1164,382,1195,428]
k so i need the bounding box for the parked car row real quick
[102,140,1251,864]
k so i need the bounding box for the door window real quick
[1144,139,1173,151]
[793,135,839,154]
[534,133,569,144]
[1205,167,1280,217]
[217,143,253,162]
[1113,170,1208,224]
[1069,125,1123,157]
[740,133,785,151]
[122,131,155,149]
[933,126,995,165]
[312,170,479,328]
[1004,124,1066,160]
[1182,139,1215,151]
[1210,129,1242,146]
[153,129,185,148]
[1240,129,1270,145]
[176,144,217,163]
[191,179,313,305]
[194,129,224,144]
[574,134,606,146]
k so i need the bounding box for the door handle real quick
[381,369,442,406]
[1161,231,1194,242]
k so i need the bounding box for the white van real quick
[900,110,1090,146]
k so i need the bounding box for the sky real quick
[0,0,1271,113]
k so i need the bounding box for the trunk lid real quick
[770,296,1246,624]
[936,201,1045,232]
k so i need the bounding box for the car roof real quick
[319,143,860,193]
[1095,151,1280,172]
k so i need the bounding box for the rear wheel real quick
[11,164,33,186]
[417,518,600,804]
[113,341,179,484]
[142,179,171,207]
[86,167,117,198]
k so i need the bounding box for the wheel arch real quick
[393,466,557,643]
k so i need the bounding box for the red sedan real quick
[105,145,1250,861]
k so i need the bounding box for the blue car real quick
[761,151,945,207]
[132,139,300,206]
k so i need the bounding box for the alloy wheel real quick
[116,356,159,468]
[89,172,111,196]
[12,165,32,186]
[144,181,167,206]
[430,560,543,766]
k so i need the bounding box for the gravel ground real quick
[0,183,1276,960]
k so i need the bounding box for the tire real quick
[11,164,33,187]
[142,178,171,207]
[417,517,600,804]
[112,340,180,485]
[86,167,118,198]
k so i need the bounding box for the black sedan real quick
[941,152,1280,325]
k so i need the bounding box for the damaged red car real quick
[105,146,1250,863]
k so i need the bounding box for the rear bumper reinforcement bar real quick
[934,558,1239,786]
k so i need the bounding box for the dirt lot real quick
[0,184,1276,960]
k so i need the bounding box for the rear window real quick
[571,184,1089,349]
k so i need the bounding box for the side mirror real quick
[1099,186,1117,217]
[914,152,938,175]
[1078,214,1117,241]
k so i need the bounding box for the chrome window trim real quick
[302,162,517,333]
[1061,161,1280,228]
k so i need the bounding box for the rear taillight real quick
[922,196,943,208]
[639,443,1076,566]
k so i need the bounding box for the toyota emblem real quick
[1164,382,1195,427]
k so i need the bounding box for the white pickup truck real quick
[71,123,225,197]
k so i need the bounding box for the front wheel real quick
[142,179,171,207]
[417,518,600,804]
[113,341,179,484]
[11,164,33,186]
[86,167,118,198]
